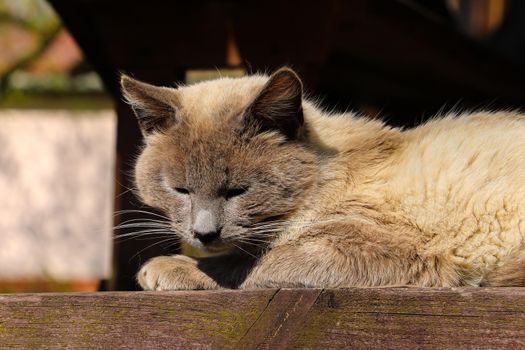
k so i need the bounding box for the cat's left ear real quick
[120,75,180,137]
[243,67,304,140]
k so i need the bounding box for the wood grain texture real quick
[0,290,277,349]
[1,288,525,349]
[289,288,525,349]
[237,289,322,349]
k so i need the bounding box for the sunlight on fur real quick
[119,67,525,290]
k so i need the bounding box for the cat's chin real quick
[190,241,235,255]
[202,245,233,255]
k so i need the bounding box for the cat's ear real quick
[120,74,179,136]
[243,67,304,140]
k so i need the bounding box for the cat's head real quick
[121,68,316,255]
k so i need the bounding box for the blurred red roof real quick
[0,24,83,75]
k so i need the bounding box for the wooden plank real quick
[0,290,277,349]
[289,288,525,349]
[1,288,525,349]
[236,288,322,349]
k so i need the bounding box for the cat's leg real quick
[138,255,220,290]
[240,221,458,289]
[138,254,255,290]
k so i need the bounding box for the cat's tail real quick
[480,260,525,287]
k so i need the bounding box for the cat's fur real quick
[120,68,525,290]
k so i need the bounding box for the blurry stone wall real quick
[0,110,115,280]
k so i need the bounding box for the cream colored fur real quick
[288,108,525,287]
[122,71,525,290]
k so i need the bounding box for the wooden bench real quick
[2,288,524,349]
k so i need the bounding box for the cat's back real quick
[382,111,525,279]
[393,111,525,199]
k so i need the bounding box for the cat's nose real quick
[192,209,221,244]
[193,228,221,244]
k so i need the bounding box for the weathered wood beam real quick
[1,288,524,349]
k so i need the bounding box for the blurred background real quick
[0,0,113,292]
[1,0,524,292]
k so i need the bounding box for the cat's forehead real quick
[176,75,268,121]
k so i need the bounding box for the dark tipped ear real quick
[243,68,304,140]
[120,74,179,136]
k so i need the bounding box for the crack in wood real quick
[237,288,281,343]
[236,288,323,349]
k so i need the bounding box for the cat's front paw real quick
[137,255,219,290]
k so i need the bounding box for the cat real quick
[120,68,525,290]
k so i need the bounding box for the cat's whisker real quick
[248,228,286,233]
[234,239,264,248]
[116,233,175,244]
[261,220,322,228]
[248,222,286,227]
[129,237,181,261]
[114,209,170,220]
[164,240,181,250]
[114,221,170,227]
[115,179,137,196]
[159,238,181,251]
[113,223,171,230]
[116,218,171,225]
[247,222,302,230]
[251,218,290,225]
[237,235,275,242]
[248,224,287,231]
[245,230,287,237]
[114,229,175,239]
[114,228,171,234]
[113,217,171,226]
[237,242,269,250]
[114,231,176,244]
[232,243,258,259]
[248,218,341,232]
[236,237,271,245]
[115,188,134,198]
[239,235,273,243]
[113,222,170,229]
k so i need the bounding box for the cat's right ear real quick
[120,74,179,136]
[242,68,304,140]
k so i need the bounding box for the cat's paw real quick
[137,255,219,290]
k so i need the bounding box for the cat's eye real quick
[224,187,248,199]
[174,187,190,195]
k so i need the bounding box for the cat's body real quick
[121,68,525,290]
